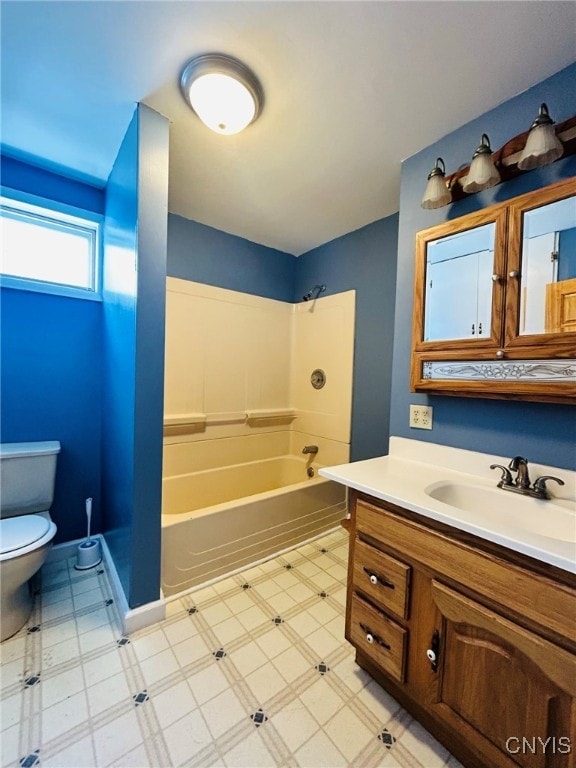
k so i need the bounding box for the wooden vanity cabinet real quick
[345,490,576,768]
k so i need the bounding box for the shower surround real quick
[162,278,355,594]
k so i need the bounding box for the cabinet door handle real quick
[509,270,520,278]
[427,629,440,672]
[478,322,483,335]
[471,323,475,335]
[359,622,391,650]
[363,567,395,589]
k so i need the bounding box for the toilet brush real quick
[74,497,102,570]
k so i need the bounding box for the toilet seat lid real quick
[0,515,51,555]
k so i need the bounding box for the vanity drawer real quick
[349,593,407,682]
[356,498,576,642]
[353,539,410,619]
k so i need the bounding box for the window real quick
[0,189,102,300]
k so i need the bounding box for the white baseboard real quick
[48,535,166,635]
[122,598,167,635]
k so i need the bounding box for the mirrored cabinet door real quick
[411,177,576,403]
[424,224,495,341]
[413,208,507,351]
[506,177,576,348]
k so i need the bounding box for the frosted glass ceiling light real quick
[517,103,564,171]
[461,134,500,194]
[180,54,263,135]
[421,158,452,209]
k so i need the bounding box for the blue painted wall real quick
[0,154,104,542]
[1,154,105,213]
[295,217,399,460]
[101,105,168,608]
[101,111,138,598]
[391,62,576,470]
[131,105,169,608]
[168,214,296,302]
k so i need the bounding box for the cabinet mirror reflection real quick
[424,223,495,342]
[519,195,576,335]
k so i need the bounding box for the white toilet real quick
[0,441,60,642]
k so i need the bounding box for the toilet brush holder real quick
[75,539,102,570]
[74,497,102,570]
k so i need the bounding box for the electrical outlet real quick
[410,404,433,430]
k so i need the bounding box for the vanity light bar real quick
[422,111,576,209]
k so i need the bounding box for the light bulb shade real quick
[180,54,263,135]
[517,104,563,171]
[462,134,500,194]
[421,158,451,209]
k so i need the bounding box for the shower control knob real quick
[366,633,374,644]
[310,368,326,390]
[369,574,378,585]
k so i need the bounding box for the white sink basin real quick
[425,481,576,544]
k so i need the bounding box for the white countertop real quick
[319,438,576,574]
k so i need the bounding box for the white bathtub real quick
[161,455,346,596]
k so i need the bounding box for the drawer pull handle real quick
[363,567,395,590]
[427,629,440,672]
[359,622,391,650]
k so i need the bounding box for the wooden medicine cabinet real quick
[411,176,576,403]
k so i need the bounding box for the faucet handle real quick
[532,475,565,499]
[490,464,513,486]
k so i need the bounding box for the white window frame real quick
[0,187,103,301]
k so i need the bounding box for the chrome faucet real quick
[302,445,318,455]
[490,456,565,500]
[508,456,531,490]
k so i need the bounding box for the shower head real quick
[302,284,326,302]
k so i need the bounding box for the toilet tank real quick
[0,441,61,518]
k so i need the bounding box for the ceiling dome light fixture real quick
[180,53,263,135]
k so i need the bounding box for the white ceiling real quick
[2,2,575,255]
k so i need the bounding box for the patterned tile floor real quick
[1,528,465,768]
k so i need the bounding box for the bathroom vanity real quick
[320,439,576,768]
